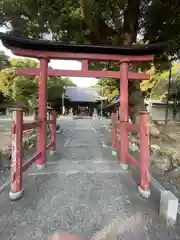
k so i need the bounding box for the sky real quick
[0,27,98,88]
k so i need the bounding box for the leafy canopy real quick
[1,0,180,120]
[141,63,180,100]
[0,58,75,109]
[1,0,180,58]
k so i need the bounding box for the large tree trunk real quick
[81,0,160,137]
[128,80,146,123]
[128,80,160,136]
[119,0,160,137]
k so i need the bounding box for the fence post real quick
[138,111,150,199]
[47,111,51,136]
[50,110,57,155]
[36,56,49,169]
[119,60,129,170]
[9,109,24,200]
[111,112,117,156]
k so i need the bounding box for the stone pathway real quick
[0,119,180,240]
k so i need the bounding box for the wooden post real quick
[138,111,150,199]
[36,57,49,169]
[9,109,24,200]
[111,112,117,156]
[119,60,129,170]
[50,110,57,155]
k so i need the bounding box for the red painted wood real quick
[127,154,139,168]
[9,43,152,198]
[22,152,41,172]
[111,113,117,150]
[116,143,120,148]
[11,47,154,62]
[23,121,41,131]
[139,111,150,191]
[36,57,49,166]
[16,68,150,80]
[119,122,128,165]
[50,110,57,152]
[120,61,129,122]
[11,121,16,134]
[82,60,88,71]
[119,61,129,166]
[10,109,23,194]
[126,123,139,132]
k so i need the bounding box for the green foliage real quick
[143,1,180,58]
[10,58,39,68]
[0,51,10,105]
[140,67,157,98]
[13,76,37,107]
[1,0,180,59]
[47,76,64,103]
[0,58,75,109]
[140,63,180,101]
[95,78,119,106]
[97,78,119,96]
[61,77,76,87]
[0,68,15,97]
[106,89,119,100]
[1,0,180,117]
[168,66,180,115]
[0,58,38,108]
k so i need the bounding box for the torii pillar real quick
[36,56,49,169]
[119,60,129,170]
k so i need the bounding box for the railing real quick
[111,111,150,199]
[10,108,57,200]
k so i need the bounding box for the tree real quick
[62,77,76,87]
[95,78,119,100]
[168,79,180,119]
[47,76,75,106]
[0,58,38,109]
[1,0,180,122]
[140,63,180,100]
[0,58,75,111]
[0,51,10,106]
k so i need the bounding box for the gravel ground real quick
[0,119,180,240]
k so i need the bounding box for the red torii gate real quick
[0,33,164,200]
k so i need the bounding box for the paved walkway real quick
[0,118,180,240]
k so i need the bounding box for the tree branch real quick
[80,0,101,41]
[118,0,141,45]
[80,0,117,44]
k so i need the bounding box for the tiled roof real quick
[65,86,101,102]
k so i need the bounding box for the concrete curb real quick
[103,124,180,224]
[151,175,180,214]
[151,175,179,226]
